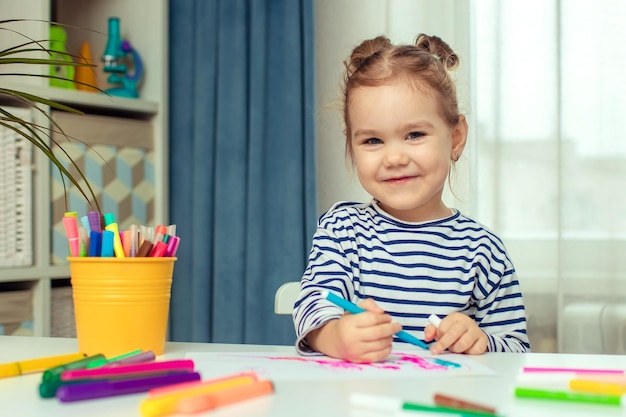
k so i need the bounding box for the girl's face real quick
[347,78,467,223]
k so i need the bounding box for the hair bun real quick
[415,33,459,70]
[344,36,392,77]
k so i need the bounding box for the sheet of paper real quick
[186,349,497,381]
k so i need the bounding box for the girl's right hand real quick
[305,298,402,363]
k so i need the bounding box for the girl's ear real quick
[451,115,468,159]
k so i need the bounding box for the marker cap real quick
[103,213,116,226]
[428,314,442,328]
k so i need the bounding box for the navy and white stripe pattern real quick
[293,201,530,355]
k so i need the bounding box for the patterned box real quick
[49,111,155,263]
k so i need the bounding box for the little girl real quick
[293,33,530,363]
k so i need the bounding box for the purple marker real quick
[102,351,156,367]
[56,371,201,402]
[87,211,101,232]
[165,236,180,257]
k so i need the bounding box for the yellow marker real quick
[139,374,257,417]
[0,352,85,379]
[105,222,125,258]
[570,378,626,395]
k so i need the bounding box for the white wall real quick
[314,0,472,215]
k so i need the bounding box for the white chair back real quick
[274,281,300,314]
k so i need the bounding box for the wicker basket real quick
[51,286,76,337]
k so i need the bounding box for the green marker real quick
[349,393,502,417]
[39,378,92,398]
[515,387,623,406]
[42,354,105,383]
[86,349,143,369]
[403,402,501,416]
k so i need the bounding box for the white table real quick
[1,335,625,417]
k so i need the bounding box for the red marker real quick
[149,241,168,257]
[433,393,497,415]
[137,240,154,257]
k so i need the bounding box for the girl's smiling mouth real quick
[384,175,416,184]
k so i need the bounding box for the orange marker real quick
[153,224,168,244]
[140,373,258,417]
[177,379,274,414]
[433,393,497,415]
[148,372,258,398]
[121,230,131,257]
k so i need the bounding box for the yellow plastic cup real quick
[68,257,176,357]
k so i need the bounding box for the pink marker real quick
[523,367,624,375]
[62,216,80,257]
[60,359,195,381]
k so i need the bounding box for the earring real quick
[454,152,461,161]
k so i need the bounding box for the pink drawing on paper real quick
[264,352,458,372]
[186,351,495,381]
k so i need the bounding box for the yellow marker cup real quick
[69,257,176,356]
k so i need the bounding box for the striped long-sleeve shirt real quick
[293,201,530,355]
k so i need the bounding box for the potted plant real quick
[0,18,101,213]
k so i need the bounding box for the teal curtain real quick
[168,0,316,345]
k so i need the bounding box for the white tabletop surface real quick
[1,335,626,417]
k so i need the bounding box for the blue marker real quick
[101,230,115,257]
[432,358,461,368]
[80,215,91,234]
[88,231,102,257]
[321,290,429,350]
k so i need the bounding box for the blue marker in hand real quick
[321,290,429,350]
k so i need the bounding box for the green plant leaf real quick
[0,19,104,213]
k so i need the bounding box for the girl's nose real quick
[383,147,410,167]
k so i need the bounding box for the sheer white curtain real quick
[471,0,626,353]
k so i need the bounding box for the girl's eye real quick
[364,137,383,145]
[407,131,425,140]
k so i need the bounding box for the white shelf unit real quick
[0,0,168,336]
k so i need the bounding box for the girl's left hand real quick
[423,312,488,355]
